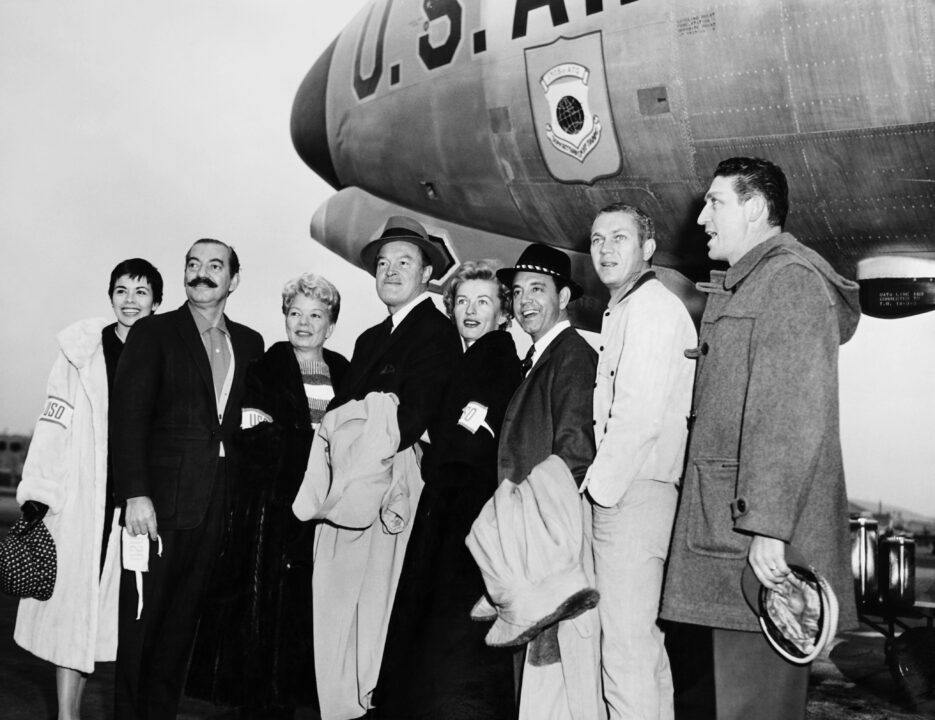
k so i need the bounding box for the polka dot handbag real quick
[0,515,57,601]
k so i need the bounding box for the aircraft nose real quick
[291,37,341,189]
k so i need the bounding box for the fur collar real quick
[56,317,110,369]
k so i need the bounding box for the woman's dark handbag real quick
[0,501,56,600]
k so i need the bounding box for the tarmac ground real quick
[1,492,933,719]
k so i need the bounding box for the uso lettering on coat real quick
[38,396,74,429]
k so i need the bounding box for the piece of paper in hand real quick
[122,529,162,620]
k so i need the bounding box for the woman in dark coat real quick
[374,260,523,720]
[187,273,348,719]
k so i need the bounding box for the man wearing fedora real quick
[330,214,461,469]
[494,243,600,720]
[582,203,696,720]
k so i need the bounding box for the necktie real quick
[206,326,230,402]
[521,344,535,376]
[378,315,394,341]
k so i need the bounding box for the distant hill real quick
[850,498,935,529]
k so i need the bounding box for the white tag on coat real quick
[241,407,273,429]
[458,401,495,437]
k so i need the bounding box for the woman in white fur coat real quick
[14,258,163,720]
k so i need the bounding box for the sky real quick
[1,0,934,517]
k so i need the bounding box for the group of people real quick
[12,155,860,720]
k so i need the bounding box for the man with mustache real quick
[110,238,264,719]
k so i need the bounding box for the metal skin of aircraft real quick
[291,0,935,330]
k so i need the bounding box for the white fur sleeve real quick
[16,351,78,514]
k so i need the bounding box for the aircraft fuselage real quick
[292,0,935,321]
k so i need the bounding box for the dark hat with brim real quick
[741,545,839,664]
[359,215,448,280]
[496,243,583,300]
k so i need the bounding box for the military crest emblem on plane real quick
[525,32,621,184]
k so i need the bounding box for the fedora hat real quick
[496,243,583,300]
[359,215,449,280]
[741,546,839,665]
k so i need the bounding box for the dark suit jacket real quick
[330,297,461,452]
[498,326,597,486]
[110,304,264,530]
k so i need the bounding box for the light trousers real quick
[592,478,678,720]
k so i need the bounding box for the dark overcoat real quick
[186,341,348,709]
[331,297,462,456]
[375,329,522,720]
[661,234,861,632]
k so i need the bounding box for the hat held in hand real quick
[741,545,838,664]
[466,455,599,647]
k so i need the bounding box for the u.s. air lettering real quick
[352,0,641,100]
[354,0,394,100]
[420,0,462,69]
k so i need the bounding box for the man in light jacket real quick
[583,203,696,720]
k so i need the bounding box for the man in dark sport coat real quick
[330,215,461,458]
[496,243,596,489]
[495,243,599,720]
[110,238,264,719]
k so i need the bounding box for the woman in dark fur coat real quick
[186,273,348,719]
[374,260,523,720]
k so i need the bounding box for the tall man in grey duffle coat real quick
[661,157,861,720]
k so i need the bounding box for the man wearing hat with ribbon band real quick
[495,243,596,493]
[329,215,461,456]
[488,243,600,720]
[322,216,460,719]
